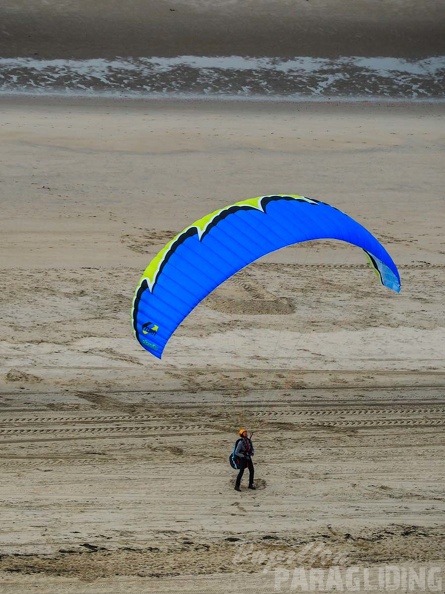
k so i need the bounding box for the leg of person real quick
[248,459,255,489]
[235,458,247,490]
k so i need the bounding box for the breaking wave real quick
[1,56,444,100]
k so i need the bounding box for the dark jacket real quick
[235,437,254,459]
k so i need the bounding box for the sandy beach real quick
[0,95,444,592]
[0,0,444,590]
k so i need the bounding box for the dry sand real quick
[0,97,444,592]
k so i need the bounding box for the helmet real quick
[239,428,247,436]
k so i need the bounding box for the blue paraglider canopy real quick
[132,194,401,358]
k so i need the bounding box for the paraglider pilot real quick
[235,429,255,491]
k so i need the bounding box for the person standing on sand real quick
[234,429,255,491]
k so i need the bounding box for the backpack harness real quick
[229,437,253,470]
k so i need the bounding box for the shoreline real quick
[2,90,445,104]
[1,55,444,101]
[2,92,445,108]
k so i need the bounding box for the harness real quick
[243,438,253,457]
[229,437,253,469]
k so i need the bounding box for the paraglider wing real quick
[132,194,400,358]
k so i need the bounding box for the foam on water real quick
[0,56,444,100]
